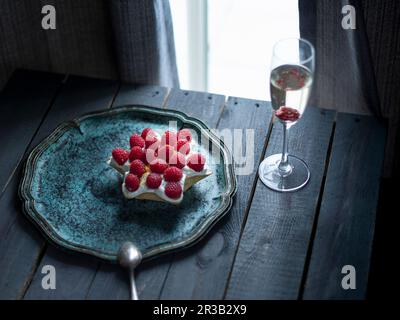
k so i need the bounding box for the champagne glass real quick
[259,38,315,192]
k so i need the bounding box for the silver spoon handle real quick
[129,269,139,300]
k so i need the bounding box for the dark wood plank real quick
[0,75,119,300]
[85,89,226,299]
[0,69,64,194]
[113,84,170,107]
[165,89,226,127]
[225,107,335,299]
[86,255,172,300]
[158,97,273,299]
[303,113,386,299]
[0,175,47,300]
[0,70,64,300]
[23,247,101,300]
[24,83,171,299]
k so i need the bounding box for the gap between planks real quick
[85,85,173,299]
[153,91,228,300]
[297,118,337,299]
[221,115,275,299]
[19,81,123,299]
[18,242,47,299]
[0,75,69,198]
[14,77,73,297]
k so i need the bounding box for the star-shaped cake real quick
[108,127,212,204]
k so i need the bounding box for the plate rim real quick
[19,104,237,262]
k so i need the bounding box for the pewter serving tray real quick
[19,105,236,261]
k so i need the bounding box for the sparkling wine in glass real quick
[259,38,315,192]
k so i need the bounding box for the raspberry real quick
[177,139,190,155]
[145,134,159,149]
[169,152,186,169]
[161,130,177,147]
[141,128,155,139]
[149,158,169,174]
[164,167,183,182]
[276,79,284,87]
[129,146,145,162]
[130,159,146,177]
[187,153,206,172]
[125,174,140,192]
[275,106,300,122]
[164,182,182,199]
[130,134,145,148]
[146,173,162,189]
[178,128,192,142]
[112,148,129,165]
[145,147,158,164]
[158,145,176,163]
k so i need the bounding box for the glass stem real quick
[278,122,292,177]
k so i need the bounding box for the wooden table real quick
[0,70,386,300]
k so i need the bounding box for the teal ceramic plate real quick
[19,105,236,262]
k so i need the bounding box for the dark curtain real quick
[299,0,400,178]
[362,0,400,179]
[0,0,179,89]
[109,0,179,87]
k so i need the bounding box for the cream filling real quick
[110,160,211,204]
[122,171,185,204]
[108,157,129,174]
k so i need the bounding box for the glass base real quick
[258,154,310,192]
